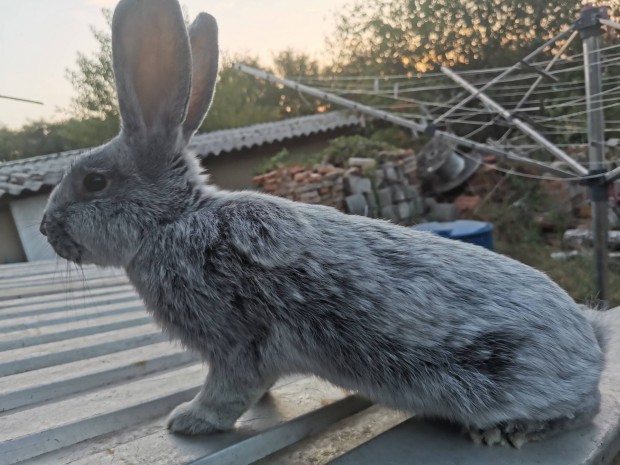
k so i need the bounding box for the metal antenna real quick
[0,95,43,105]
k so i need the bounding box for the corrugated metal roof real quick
[0,111,364,200]
[0,260,379,464]
[1,260,620,463]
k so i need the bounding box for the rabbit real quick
[39,0,614,449]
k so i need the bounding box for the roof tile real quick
[0,112,363,199]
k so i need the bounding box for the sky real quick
[0,0,351,129]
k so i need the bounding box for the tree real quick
[328,0,620,76]
[64,10,326,136]
[272,49,327,117]
[66,9,117,122]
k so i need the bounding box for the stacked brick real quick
[344,154,423,224]
[252,151,424,225]
[252,165,347,210]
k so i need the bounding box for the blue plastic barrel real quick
[412,220,494,250]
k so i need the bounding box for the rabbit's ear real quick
[112,0,191,145]
[183,13,219,141]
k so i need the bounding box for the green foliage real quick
[481,173,549,244]
[272,49,327,117]
[0,118,118,162]
[328,0,620,75]
[255,149,293,175]
[201,54,281,131]
[495,240,620,308]
[320,135,396,166]
[66,9,117,120]
[204,51,324,131]
[369,127,413,148]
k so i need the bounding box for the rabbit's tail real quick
[584,306,620,355]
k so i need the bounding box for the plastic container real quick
[412,220,494,250]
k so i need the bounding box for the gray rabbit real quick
[40,0,614,448]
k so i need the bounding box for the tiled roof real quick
[0,111,364,199]
[188,110,364,156]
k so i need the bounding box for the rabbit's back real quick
[128,191,604,429]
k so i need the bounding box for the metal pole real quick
[431,27,574,126]
[509,31,579,128]
[234,63,577,179]
[606,164,620,182]
[497,31,578,145]
[580,7,609,305]
[441,67,588,175]
[599,17,620,31]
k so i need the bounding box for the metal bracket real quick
[580,168,609,202]
[574,6,605,38]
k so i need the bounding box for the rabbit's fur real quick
[41,0,607,448]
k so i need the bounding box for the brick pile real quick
[252,150,425,225]
[252,164,347,210]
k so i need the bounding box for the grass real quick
[496,239,620,308]
[457,167,620,307]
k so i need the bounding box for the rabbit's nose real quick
[40,214,48,237]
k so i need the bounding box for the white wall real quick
[0,207,27,264]
[9,195,56,261]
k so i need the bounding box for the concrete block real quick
[424,197,437,209]
[401,184,417,201]
[344,176,373,195]
[428,202,457,222]
[345,194,369,216]
[364,192,377,210]
[348,158,377,169]
[396,202,412,221]
[378,187,393,207]
[363,193,378,217]
[410,195,424,218]
[375,170,385,188]
[380,205,399,223]
[391,186,406,203]
[383,164,398,183]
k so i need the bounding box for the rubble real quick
[564,228,620,250]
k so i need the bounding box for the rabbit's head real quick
[40,0,219,267]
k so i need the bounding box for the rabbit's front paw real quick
[167,401,232,435]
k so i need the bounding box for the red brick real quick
[252,174,266,185]
[294,172,309,182]
[317,164,337,174]
[263,169,280,180]
[263,182,280,192]
[288,165,306,176]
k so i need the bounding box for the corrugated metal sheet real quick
[3,260,616,464]
[0,112,364,200]
[0,260,383,464]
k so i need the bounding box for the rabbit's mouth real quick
[45,221,85,264]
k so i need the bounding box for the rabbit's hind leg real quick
[465,421,547,448]
[465,409,599,448]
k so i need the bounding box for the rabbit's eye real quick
[83,173,107,192]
